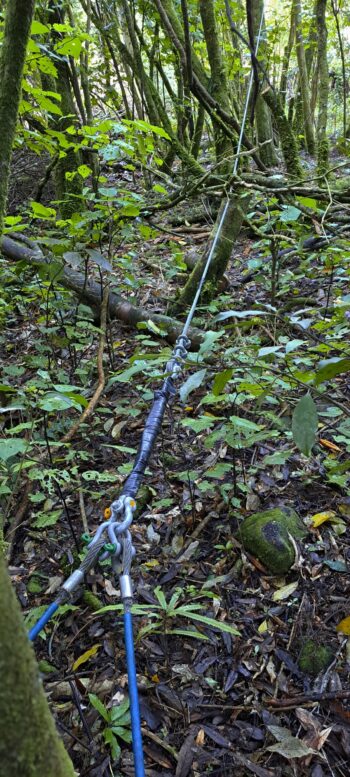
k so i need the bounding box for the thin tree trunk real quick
[199,0,232,175]
[292,0,316,154]
[250,0,278,167]
[0,0,36,233]
[331,0,347,140]
[316,0,329,175]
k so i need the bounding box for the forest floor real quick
[5,159,350,777]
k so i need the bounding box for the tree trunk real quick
[0,0,36,233]
[250,0,278,167]
[199,0,233,175]
[316,0,329,176]
[171,192,250,313]
[292,0,316,154]
[262,88,303,179]
[0,554,75,777]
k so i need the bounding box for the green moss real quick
[0,554,75,776]
[239,507,307,574]
[299,639,333,675]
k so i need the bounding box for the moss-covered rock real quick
[239,507,307,574]
[299,640,333,675]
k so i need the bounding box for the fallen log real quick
[0,234,204,347]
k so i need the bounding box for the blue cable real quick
[123,610,145,777]
[28,600,59,641]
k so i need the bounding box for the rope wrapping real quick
[121,377,176,499]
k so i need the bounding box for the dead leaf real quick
[272,581,298,601]
[310,510,337,528]
[336,615,350,635]
[319,439,341,452]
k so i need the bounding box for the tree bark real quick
[0,553,75,777]
[292,0,316,155]
[316,0,329,175]
[199,0,232,174]
[0,0,36,233]
[250,0,278,167]
[171,192,250,313]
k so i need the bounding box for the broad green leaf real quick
[31,20,50,35]
[297,197,317,209]
[86,248,112,272]
[292,393,318,456]
[30,201,56,219]
[181,417,216,433]
[0,439,28,461]
[111,698,130,722]
[180,369,207,403]
[212,369,233,396]
[314,357,350,386]
[77,164,92,179]
[280,205,301,222]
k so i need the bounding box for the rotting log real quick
[0,235,204,347]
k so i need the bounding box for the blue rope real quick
[123,610,145,777]
[28,600,59,641]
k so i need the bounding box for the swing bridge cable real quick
[27,16,264,777]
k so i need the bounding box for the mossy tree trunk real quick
[0,554,75,777]
[0,0,36,234]
[316,0,329,176]
[292,0,316,155]
[262,88,303,179]
[250,0,278,167]
[171,192,250,314]
[199,0,232,175]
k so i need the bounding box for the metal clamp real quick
[166,334,191,379]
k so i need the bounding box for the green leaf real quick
[31,20,50,35]
[212,369,233,396]
[180,369,207,402]
[30,201,56,219]
[32,509,62,528]
[103,729,121,761]
[314,357,350,386]
[176,609,240,636]
[292,392,318,456]
[111,698,130,722]
[297,197,317,210]
[0,439,29,461]
[181,417,216,433]
[77,164,92,179]
[154,586,167,610]
[89,693,110,722]
[280,205,301,222]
